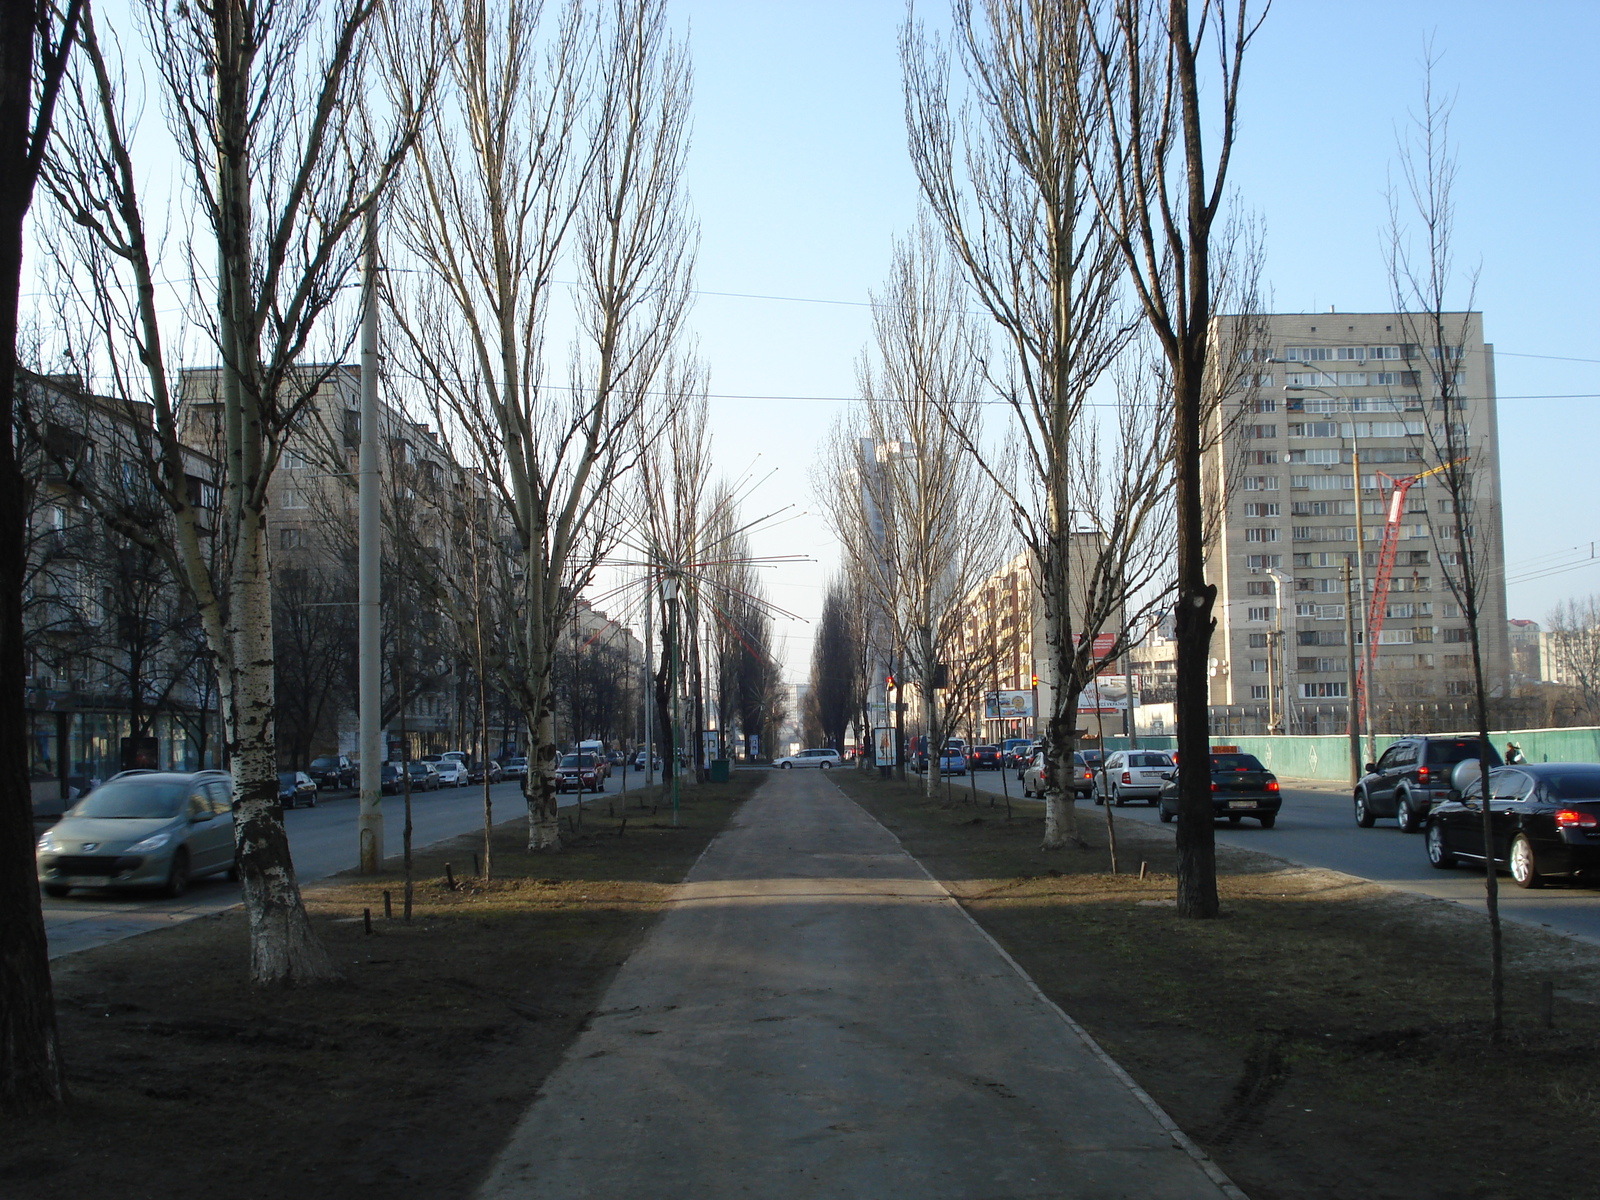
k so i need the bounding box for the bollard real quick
[382,890,392,919]
[363,908,373,935]
[472,853,480,877]
[445,862,456,891]
[1138,861,1148,881]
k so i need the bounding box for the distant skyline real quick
[670,0,1600,682]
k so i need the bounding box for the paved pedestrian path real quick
[478,769,1242,1199]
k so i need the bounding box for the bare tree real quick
[808,579,859,752]
[37,0,435,982]
[1387,56,1508,1037]
[388,0,693,849]
[1547,597,1600,721]
[1,0,85,1108]
[1081,0,1267,916]
[817,222,1009,797]
[903,2,1186,848]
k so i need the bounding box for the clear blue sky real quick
[672,0,1600,682]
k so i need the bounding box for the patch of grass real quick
[835,768,1600,1200]
[3,772,761,1200]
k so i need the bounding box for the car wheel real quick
[1112,787,1125,807]
[1425,822,1456,869]
[1158,807,1173,823]
[820,762,832,770]
[1258,815,1276,829]
[1510,834,1545,889]
[1395,793,1419,834]
[42,883,70,898]
[307,792,317,808]
[780,762,792,770]
[163,849,190,899]
[1354,789,1375,828]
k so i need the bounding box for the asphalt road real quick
[952,766,1600,948]
[39,767,660,960]
[478,767,1238,1200]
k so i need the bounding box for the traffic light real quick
[1030,673,1038,688]
[933,662,949,689]
[885,672,896,690]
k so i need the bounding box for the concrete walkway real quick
[478,769,1242,1200]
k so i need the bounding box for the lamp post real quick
[1283,379,1374,761]
[1265,566,1295,734]
[662,575,681,825]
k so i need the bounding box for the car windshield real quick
[1428,739,1502,766]
[560,755,584,768]
[1539,768,1600,800]
[508,759,526,767]
[68,777,187,820]
[381,763,400,776]
[310,756,337,769]
[1129,754,1171,768]
[407,762,429,773]
[278,773,297,788]
[1210,754,1266,772]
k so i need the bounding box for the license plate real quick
[1227,800,1255,809]
[68,876,109,888]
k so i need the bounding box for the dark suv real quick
[307,754,355,790]
[1354,736,1504,834]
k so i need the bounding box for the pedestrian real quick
[1505,741,1526,765]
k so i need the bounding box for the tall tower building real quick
[1206,311,1510,733]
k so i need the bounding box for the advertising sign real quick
[874,726,898,766]
[746,734,760,759]
[1077,677,1135,714]
[983,689,1036,720]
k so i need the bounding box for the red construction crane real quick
[1355,457,1468,722]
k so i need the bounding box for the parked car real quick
[1355,735,1504,833]
[306,754,355,790]
[774,749,842,770]
[380,762,404,795]
[970,745,1003,770]
[425,756,470,787]
[502,757,529,780]
[1093,750,1175,807]
[1426,763,1600,888]
[1157,752,1281,828]
[278,770,318,809]
[1021,750,1095,799]
[468,758,504,785]
[938,747,967,776]
[555,753,605,793]
[37,770,237,898]
[406,761,441,792]
[633,751,661,771]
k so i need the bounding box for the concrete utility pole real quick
[357,209,383,873]
[643,574,655,785]
[1344,561,1361,782]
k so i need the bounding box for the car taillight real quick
[1417,766,1430,783]
[1555,809,1599,829]
[1122,772,1132,784]
[1210,781,1218,792]
[1265,779,1279,792]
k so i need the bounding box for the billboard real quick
[874,726,898,766]
[983,689,1036,720]
[1077,677,1135,714]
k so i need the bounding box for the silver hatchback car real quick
[37,770,237,898]
[1093,751,1175,806]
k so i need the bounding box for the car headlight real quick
[36,832,56,853]
[127,830,175,853]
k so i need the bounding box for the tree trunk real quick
[1041,536,1083,850]
[226,517,340,985]
[524,649,561,851]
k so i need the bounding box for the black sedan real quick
[277,770,318,809]
[1157,752,1281,828]
[1425,763,1600,888]
[970,745,1003,770]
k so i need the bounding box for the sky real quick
[666,0,1600,685]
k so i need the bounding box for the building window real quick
[280,527,304,550]
[1247,633,1269,648]
[1284,346,1335,362]
[1335,347,1366,361]
[1243,476,1280,491]
[1249,685,1269,699]
[1249,394,1277,411]
[1300,681,1348,698]
[1441,627,1471,643]
[1247,608,1272,623]
[280,488,307,509]
[1291,474,1348,491]
[1368,346,1401,360]
[1245,423,1277,439]
[1243,502,1280,517]
[1445,679,1475,696]
[1249,659,1268,673]
[1287,448,1340,465]
[1247,450,1278,465]
[1246,555,1282,570]
[1245,528,1279,543]
[1246,580,1272,595]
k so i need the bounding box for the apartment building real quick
[1206,311,1510,733]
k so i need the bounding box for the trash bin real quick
[709,758,731,783]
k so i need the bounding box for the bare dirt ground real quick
[835,769,1600,1200]
[1,775,758,1200]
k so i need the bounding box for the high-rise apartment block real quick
[1205,311,1509,732]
